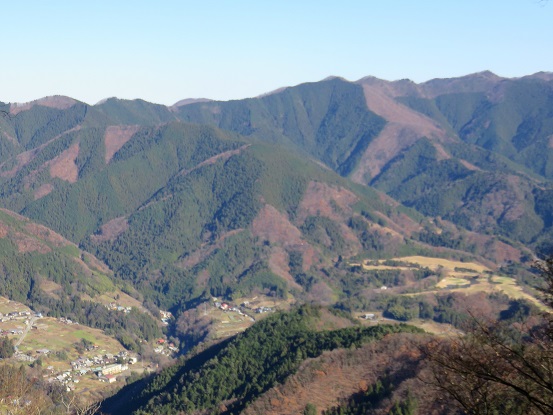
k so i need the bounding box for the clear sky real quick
[2,0,552,105]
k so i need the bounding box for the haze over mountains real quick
[0,71,552,413]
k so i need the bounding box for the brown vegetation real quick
[296,181,358,223]
[251,203,319,272]
[104,125,140,163]
[464,232,522,264]
[0,125,81,179]
[350,82,453,183]
[244,333,451,415]
[90,216,129,243]
[12,231,51,254]
[80,252,111,275]
[252,204,303,247]
[24,222,69,247]
[33,182,54,199]
[422,258,553,414]
[1,130,18,145]
[0,222,8,238]
[267,246,303,291]
[49,142,80,183]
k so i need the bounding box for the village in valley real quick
[0,296,178,395]
[0,291,288,396]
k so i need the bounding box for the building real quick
[105,375,117,383]
[99,363,128,376]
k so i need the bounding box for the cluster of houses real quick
[159,310,173,325]
[240,301,274,314]
[153,338,178,355]
[45,350,139,388]
[253,306,273,314]
[214,301,255,322]
[0,310,30,320]
[212,298,276,321]
[48,369,80,390]
[215,301,237,312]
[58,317,78,325]
[1,328,23,335]
[105,303,132,313]
[0,309,43,337]
[0,310,42,322]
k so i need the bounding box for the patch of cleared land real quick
[436,276,475,288]
[434,276,545,310]
[82,290,144,311]
[361,256,544,310]
[0,297,32,314]
[389,256,489,272]
[16,318,124,360]
[209,295,295,339]
[355,311,461,337]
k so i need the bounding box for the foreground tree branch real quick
[422,260,553,415]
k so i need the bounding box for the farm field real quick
[361,256,544,309]
[210,294,295,339]
[363,256,490,273]
[16,318,125,360]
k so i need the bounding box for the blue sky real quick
[2,0,552,105]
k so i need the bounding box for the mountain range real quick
[1,71,552,412]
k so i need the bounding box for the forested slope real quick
[101,306,424,415]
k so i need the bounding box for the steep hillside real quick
[1,107,493,318]
[243,333,439,415]
[0,207,111,302]
[101,306,424,415]
[171,73,553,250]
[4,75,552,253]
[365,74,553,248]
[174,77,387,176]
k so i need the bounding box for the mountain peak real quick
[524,71,553,81]
[9,95,79,115]
[171,98,212,108]
[321,75,347,82]
[420,71,504,97]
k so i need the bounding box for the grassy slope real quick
[0,208,162,345]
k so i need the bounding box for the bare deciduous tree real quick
[422,260,553,415]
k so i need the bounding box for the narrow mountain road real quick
[15,315,37,347]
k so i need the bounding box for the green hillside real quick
[170,75,553,249]
[0,108,453,317]
[175,78,387,176]
[0,78,542,321]
[101,305,423,415]
[1,73,552,414]
[0,208,161,345]
[3,75,553,252]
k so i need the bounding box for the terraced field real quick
[361,256,545,309]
